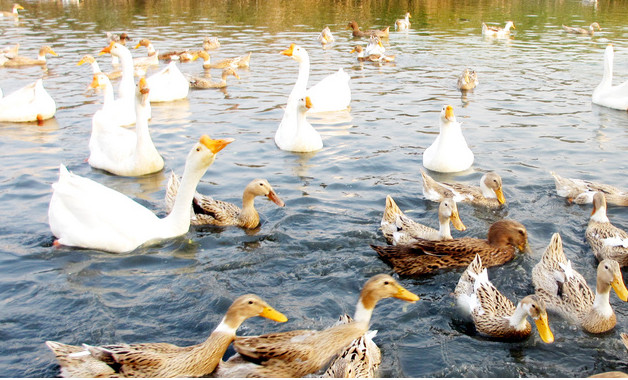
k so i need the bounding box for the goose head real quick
[281,43,308,63]
[297,96,312,113]
[441,105,456,123]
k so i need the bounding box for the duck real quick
[395,12,412,31]
[203,36,221,51]
[133,38,159,68]
[350,45,395,63]
[455,254,555,343]
[275,95,322,152]
[0,79,55,122]
[550,172,628,205]
[318,26,335,46]
[586,192,628,266]
[165,175,284,228]
[532,232,628,333]
[145,61,190,102]
[562,22,601,35]
[457,68,478,91]
[422,105,474,173]
[364,35,386,56]
[48,135,233,253]
[189,67,239,89]
[421,169,506,208]
[76,54,102,74]
[592,44,628,111]
[347,21,390,38]
[279,43,351,114]
[159,50,198,62]
[0,42,19,58]
[45,294,287,378]
[213,274,419,378]
[0,3,23,17]
[2,45,56,67]
[99,41,138,121]
[371,219,528,276]
[88,76,163,177]
[482,21,516,37]
[106,32,131,66]
[207,52,252,69]
[380,195,466,245]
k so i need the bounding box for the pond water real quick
[2,0,628,377]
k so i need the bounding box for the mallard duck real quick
[189,67,239,89]
[395,12,411,31]
[380,195,466,245]
[562,22,601,35]
[133,38,159,68]
[165,175,284,228]
[213,274,419,378]
[145,61,189,102]
[0,3,23,17]
[0,79,55,122]
[203,36,220,51]
[371,219,527,276]
[586,192,628,266]
[482,21,515,37]
[99,41,137,121]
[421,169,505,208]
[592,44,628,111]
[347,21,390,38]
[275,95,321,152]
[46,294,286,378]
[550,172,628,205]
[455,254,554,343]
[48,135,233,253]
[318,26,335,45]
[88,76,163,177]
[207,52,252,69]
[457,68,478,91]
[532,233,628,333]
[350,45,395,63]
[422,105,474,173]
[2,45,56,67]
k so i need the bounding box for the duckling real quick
[2,45,56,67]
[586,192,628,266]
[457,68,479,91]
[203,36,220,51]
[347,21,390,38]
[455,254,554,343]
[532,233,628,333]
[482,21,516,37]
[422,105,474,173]
[562,22,601,35]
[421,169,506,208]
[380,195,466,245]
[189,67,239,89]
[165,175,284,228]
[350,45,395,63]
[0,3,23,18]
[395,12,411,31]
[318,26,335,46]
[372,220,528,276]
[45,294,287,378]
[550,172,628,206]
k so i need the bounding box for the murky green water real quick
[2,0,628,377]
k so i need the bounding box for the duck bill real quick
[199,135,235,154]
[134,42,142,49]
[259,306,288,323]
[99,41,115,55]
[394,285,420,303]
[519,239,530,253]
[445,105,455,121]
[77,57,89,66]
[48,49,58,56]
[281,43,296,56]
[350,47,357,53]
[534,314,554,344]
[450,210,466,231]
[612,276,628,302]
[267,190,285,207]
[495,187,506,205]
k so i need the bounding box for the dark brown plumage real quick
[371,219,528,276]
[347,21,390,38]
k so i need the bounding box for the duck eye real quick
[248,300,254,304]
[196,147,200,152]
[259,183,264,186]
[384,281,389,285]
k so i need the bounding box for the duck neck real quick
[239,190,259,228]
[591,205,610,223]
[37,53,47,62]
[438,214,453,239]
[191,318,237,375]
[508,302,530,331]
[479,176,496,199]
[592,283,613,318]
[353,298,375,324]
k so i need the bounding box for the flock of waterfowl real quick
[2,2,628,378]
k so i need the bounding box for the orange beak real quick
[445,105,455,121]
[199,135,235,154]
[305,96,312,109]
[99,41,115,55]
[281,43,296,56]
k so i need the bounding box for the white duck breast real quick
[592,44,628,111]
[275,96,322,152]
[423,105,474,173]
[146,61,189,102]
[0,79,55,122]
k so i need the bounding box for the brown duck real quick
[2,45,56,66]
[371,219,528,276]
[347,21,390,38]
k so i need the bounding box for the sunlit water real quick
[2,0,628,377]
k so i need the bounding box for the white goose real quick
[48,135,233,253]
[275,96,321,152]
[88,76,163,177]
[422,105,474,173]
[592,44,628,111]
[146,61,189,102]
[0,79,55,122]
[99,42,139,125]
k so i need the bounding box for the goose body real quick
[165,175,285,228]
[380,195,466,245]
[0,79,55,122]
[2,45,56,67]
[146,61,189,102]
[551,172,628,205]
[87,76,163,177]
[586,192,628,266]
[372,220,528,276]
[422,105,474,173]
[457,68,478,91]
[347,21,390,38]
[46,294,287,378]
[592,44,628,111]
[214,274,418,378]
[562,22,600,35]
[275,95,322,153]
[48,136,233,253]
[532,233,628,333]
[421,169,505,208]
[482,21,515,37]
[395,13,412,31]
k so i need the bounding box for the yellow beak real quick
[394,285,420,303]
[450,210,466,231]
[534,313,554,344]
[445,105,455,121]
[495,187,506,205]
[612,275,628,302]
[99,41,115,55]
[259,306,288,323]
